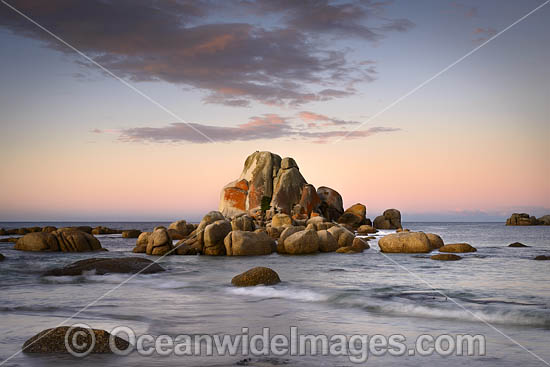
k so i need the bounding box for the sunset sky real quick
[0,0,548,222]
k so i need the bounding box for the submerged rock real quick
[508,242,529,247]
[534,255,550,260]
[0,253,4,261]
[231,267,281,287]
[431,254,462,261]
[43,257,165,276]
[439,243,477,253]
[22,326,130,353]
[121,230,141,238]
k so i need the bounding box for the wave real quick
[41,272,188,289]
[227,286,327,302]
[226,285,550,327]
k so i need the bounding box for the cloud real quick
[473,27,497,43]
[113,113,399,144]
[450,2,478,18]
[298,111,361,127]
[0,0,413,106]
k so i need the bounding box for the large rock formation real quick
[14,230,103,253]
[271,158,307,214]
[373,209,402,229]
[219,151,343,221]
[505,213,549,226]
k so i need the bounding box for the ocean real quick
[0,222,549,366]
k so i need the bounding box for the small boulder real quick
[336,246,361,254]
[357,225,377,234]
[231,215,256,232]
[337,203,367,228]
[203,220,232,256]
[133,232,151,253]
[146,227,173,256]
[55,229,103,252]
[283,229,319,254]
[225,231,275,256]
[231,267,281,287]
[121,230,141,239]
[352,237,370,252]
[508,242,529,248]
[439,243,477,253]
[378,232,431,253]
[327,226,354,248]
[534,255,550,260]
[373,209,402,229]
[43,257,165,276]
[277,226,306,253]
[431,254,462,261]
[426,233,444,250]
[271,213,293,228]
[22,326,130,354]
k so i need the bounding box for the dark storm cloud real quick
[0,0,413,106]
[114,113,400,144]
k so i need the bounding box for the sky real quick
[0,0,548,222]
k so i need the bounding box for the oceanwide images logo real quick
[66,324,486,362]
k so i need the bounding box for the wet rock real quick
[426,233,444,250]
[378,232,431,253]
[121,230,141,238]
[357,225,377,234]
[508,242,529,247]
[439,243,477,253]
[231,267,281,287]
[22,326,130,354]
[534,255,550,260]
[133,232,151,253]
[0,253,4,261]
[146,227,173,256]
[43,257,165,276]
[0,237,19,243]
[431,254,462,261]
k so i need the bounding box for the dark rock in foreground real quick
[0,253,4,261]
[534,255,550,261]
[431,254,462,261]
[22,326,129,353]
[508,242,529,248]
[231,267,281,287]
[43,257,165,276]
